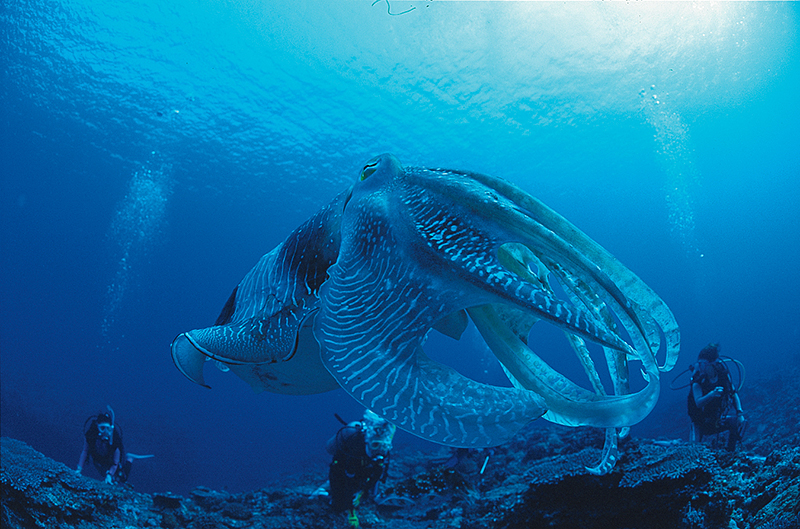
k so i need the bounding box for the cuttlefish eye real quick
[360,158,380,181]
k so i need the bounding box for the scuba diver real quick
[326,409,396,528]
[686,343,746,451]
[77,406,153,485]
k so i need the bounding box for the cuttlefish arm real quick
[171,152,678,455]
[314,154,653,447]
[480,171,680,372]
[468,238,668,428]
[468,233,674,473]
[470,304,660,429]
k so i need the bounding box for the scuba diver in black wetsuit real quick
[326,409,396,528]
[77,406,153,485]
[687,343,746,451]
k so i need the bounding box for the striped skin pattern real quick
[171,193,347,394]
[399,168,633,355]
[315,184,546,446]
[173,153,679,453]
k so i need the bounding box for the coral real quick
[385,467,474,498]
[221,501,252,520]
[488,442,714,529]
[189,485,230,511]
[3,380,799,529]
[160,511,179,529]
[617,442,715,488]
[152,492,182,509]
[1,438,125,528]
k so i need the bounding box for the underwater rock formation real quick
[3,427,798,529]
[3,357,798,529]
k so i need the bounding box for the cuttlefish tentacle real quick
[474,242,646,473]
[467,169,679,371]
[315,168,547,446]
[549,257,641,474]
[471,303,626,474]
[565,334,624,475]
[316,155,659,446]
[469,304,660,429]
[546,242,677,372]
[587,428,622,476]
[393,167,635,355]
[414,165,675,383]
[557,274,631,475]
[547,259,659,375]
[172,153,679,456]
[494,242,636,412]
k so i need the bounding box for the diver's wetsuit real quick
[326,425,388,512]
[79,423,131,483]
[688,359,742,450]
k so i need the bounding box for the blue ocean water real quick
[1,1,798,496]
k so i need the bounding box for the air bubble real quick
[103,163,173,338]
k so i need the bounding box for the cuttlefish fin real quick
[171,332,211,389]
[432,310,469,341]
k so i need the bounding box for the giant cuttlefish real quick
[172,154,679,473]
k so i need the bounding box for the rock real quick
[189,485,229,510]
[152,492,182,509]
[1,437,124,528]
[3,363,800,529]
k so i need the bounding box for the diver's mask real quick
[97,422,113,442]
[362,410,396,459]
[98,405,116,442]
[367,438,392,458]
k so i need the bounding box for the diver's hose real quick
[725,357,746,392]
[669,357,746,392]
[668,368,692,390]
